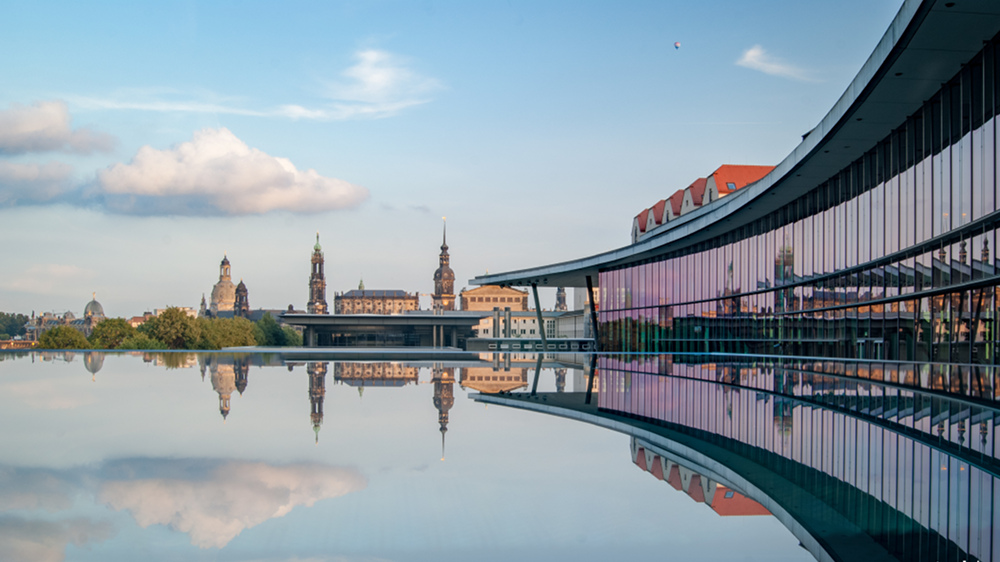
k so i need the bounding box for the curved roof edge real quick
[473,0,1000,288]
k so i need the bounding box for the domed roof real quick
[314,232,322,252]
[84,293,104,318]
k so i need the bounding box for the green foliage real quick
[253,313,285,346]
[118,333,168,350]
[139,308,201,349]
[252,313,303,347]
[0,333,9,341]
[89,318,136,350]
[282,326,303,347]
[0,312,29,337]
[197,317,257,349]
[37,326,91,349]
[150,352,194,368]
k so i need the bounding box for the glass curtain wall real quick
[599,37,1000,361]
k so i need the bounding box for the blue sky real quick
[0,0,902,317]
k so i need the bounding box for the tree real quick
[89,318,136,349]
[253,313,286,346]
[282,326,303,347]
[0,312,29,337]
[139,308,201,349]
[197,317,257,349]
[38,326,91,349]
[118,333,168,350]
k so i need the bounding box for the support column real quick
[306,327,317,348]
[531,283,548,351]
[586,275,600,348]
[492,307,500,338]
[450,327,457,348]
[504,307,511,338]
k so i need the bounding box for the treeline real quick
[36,308,302,350]
[0,312,29,340]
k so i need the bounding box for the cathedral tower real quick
[308,362,328,443]
[432,219,455,311]
[210,255,236,316]
[555,287,568,311]
[235,280,249,318]
[308,233,328,314]
[432,364,455,460]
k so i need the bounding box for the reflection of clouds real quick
[98,460,367,548]
[0,467,76,511]
[0,516,114,562]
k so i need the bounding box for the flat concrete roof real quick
[471,0,1000,288]
[280,312,487,328]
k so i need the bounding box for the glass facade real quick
[599,36,1000,361]
[597,355,1000,561]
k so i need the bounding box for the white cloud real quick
[0,467,76,512]
[98,461,367,549]
[0,516,114,562]
[0,101,115,155]
[736,45,817,82]
[95,127,368,215]
[68,49,441,121]
[0,161,75,206]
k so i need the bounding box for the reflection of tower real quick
[432,219,455,311]
[209,359,236,420]
[555,287,568,311]
[234,358,249,395]
[308,362,328,443]
[83,351,104,382]
[235,280,250,318]
[554,368,567,393]
[432,364,455,459]
[308,233,328,314]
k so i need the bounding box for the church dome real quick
[84,295,104,318]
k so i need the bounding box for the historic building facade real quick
[334,287,419,314]
[474,2,1000,363]
[25,294,106,341]
[459,285,528,311]
[308,233,328,314]
[432,221,455,311]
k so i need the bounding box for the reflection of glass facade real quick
[597,355,1000,562]
[600,38,1000,360]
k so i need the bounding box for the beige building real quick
[460,285,529,311]
[209,255,236,315]
[334,284,419,315]
[459,366,528,393]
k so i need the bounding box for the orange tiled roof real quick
[712,165,775,196]
[686,177,708,206]
[668,189,685,216]
[636,208,650,232]
[649,199,667,225]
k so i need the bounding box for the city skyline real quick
[0,1,902,317]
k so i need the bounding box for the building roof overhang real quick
[471,0,1000,288]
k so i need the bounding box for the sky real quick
[0,0,904,318]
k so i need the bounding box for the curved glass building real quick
[473,1,1000,361]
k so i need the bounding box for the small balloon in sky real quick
[674,42,681,50]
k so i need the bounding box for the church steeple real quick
[308,233,328,314]
[432,218,455,311]
[432,364,455,460]
[308,362,327,444]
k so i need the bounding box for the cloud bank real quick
[0,162,75,205]
[98,459,367,548]
[95,127,368,215]
[0,101,115,155]
[736,45,816,82]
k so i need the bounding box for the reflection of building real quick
[334,286,419,314]
[459,366,528,393]
[631,438,770,517]
[554,368,566,392]
[209,256,236,316]
[307,234,328,314]
[333,362,419,387]
[83,351,104,381]
[432,220,455,311]
[209,360,236,420]
[432,365,455,459]
[204,355,252,420]
[460,285,528,311]
[308,362,327,443]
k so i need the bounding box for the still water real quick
[0,351,994,561]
